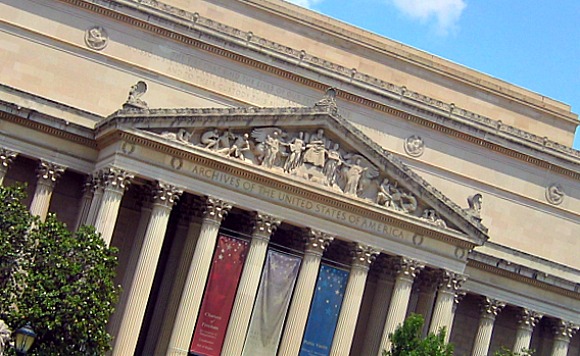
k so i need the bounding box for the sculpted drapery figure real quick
[262,131,282,169]
[230,133,250,160]
[323,143,342,186]
[284,132,305,173]
[343,158,367,196]
[303,129,327,168]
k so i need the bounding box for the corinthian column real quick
[414,269,439,337]
[166,197,232,356]
[330,243,379,356]
[551,320,579,356]
[471,297,505,356]
[29,159,66,221]
[84,171,103,226]
[512,308,542,354]
[360,258,395,356]
[379,257,424,354]
[74,175,94,231]
[429,270,465,342]
[222,212,281,355]
[112,181,182,356]
[278,230,334,356]
[93,167,134,245]
[0,148,18,185]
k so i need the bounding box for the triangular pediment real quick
[98,103,489,245]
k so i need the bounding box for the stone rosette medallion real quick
[85,26,109,50]
[404,135,425,157]
[545,183,565,205]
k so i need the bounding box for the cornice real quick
[468,251,580,300]
[0,102,97,148]
[57,0,580,179]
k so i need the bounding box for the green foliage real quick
[0,185,119,355]
[383,314,454,356]
[494,347,534,356]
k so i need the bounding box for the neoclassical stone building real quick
[0,0,579,355]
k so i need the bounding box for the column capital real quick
[37,159,66,186]
[99,166,134,192]
[253,212,282,238]
[414,268,440,293]
[437,270,466,294]
[385,256,424,280]
[552,319,579,341]
[516,308,542,330]
[202,196,232,223]
[304,229,334,256]
[350,243,379,269]
[151,181,183,208]
[453,290,467,312]
[0,148,18,168]
[480,297,505,320]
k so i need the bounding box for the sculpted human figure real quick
[126,81,148,108]
[215,130,236,154]
[343,158,367,196]
[230,133,250,160]
[201,129,220,150]
[262,131,282,168]
[400,192,418,213]
[323,143,342,186]
[303,129,326,168]
[377,178,394,207]
[283,132,305,173]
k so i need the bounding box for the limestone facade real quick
[0,0,579,355]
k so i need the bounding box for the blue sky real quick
[287,0,580,149]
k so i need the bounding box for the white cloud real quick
[285,0,323,9]
[391,0,466,35]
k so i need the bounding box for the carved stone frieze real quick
[202,196,232,223]
[37,159,66,186]
[546,183,565,205]
[404,135,425,157]
[253,212,282,237]
[376,178,418,214]
[85,26,108,50]
[421,209,447,228]
[480,297,505,319]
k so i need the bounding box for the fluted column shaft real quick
[29,160,66,221]
[74,175,94,231]
[0,148,18,185]
[360,271,394,356]
[278,230,334,356]
[429,271,465,342]
[85,172,104,227]
[107,196,152,343]
[112,182,182,356]
[93,168,134,246]
[167,197,232,356]
[154,207,202,355]
[471,297,505,356]
[551,320,578,356]
[512,309,541,354]
[379,258,424,354]
[331,244,378,356]
[222,213,281,355]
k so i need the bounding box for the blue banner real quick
[299,264,349,356]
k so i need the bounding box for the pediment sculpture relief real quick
[158,125,451,229]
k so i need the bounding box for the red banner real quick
[190,235,249,356]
